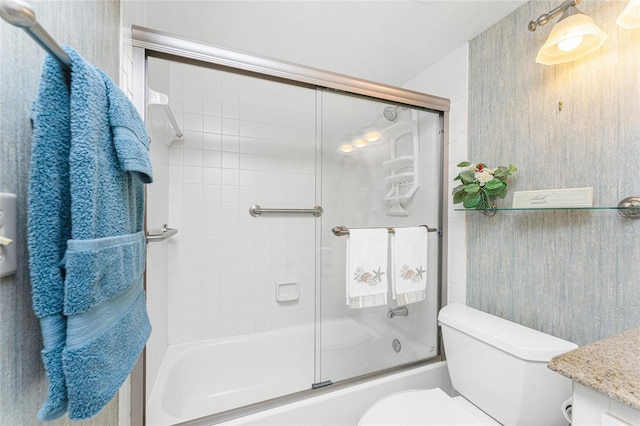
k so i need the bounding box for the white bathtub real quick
[146,317,448,425]
[221,362,451,426]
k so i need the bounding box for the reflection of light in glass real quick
[339,144,353,153]
[353,138,368,148]
[558,35,583,52]
[365,131,382,143]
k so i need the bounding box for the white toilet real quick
[359,303,578,425]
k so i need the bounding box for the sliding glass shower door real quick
[140,29,447,421]
[145,57,319,418]
[318,90,443,384]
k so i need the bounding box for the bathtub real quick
[146,317,448,425]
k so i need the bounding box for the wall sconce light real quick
[617,0,640,29]
[529,0,607,65]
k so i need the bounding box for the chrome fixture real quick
[0,0,71,70]
[383,105,410,122]
[528,0,607,65]
[618,196,640,219]
[249,204,323,217]
[146,224,178,243]
[383,105,399,122]
[387,306,409,319]
[528,0,580,32]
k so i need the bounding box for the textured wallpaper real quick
[467,1,640,346]
[0,1,120,424]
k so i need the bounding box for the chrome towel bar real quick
[1,0,72,70]
[249,204,323,217]
[331,224,438,237]
[146,224,178,243]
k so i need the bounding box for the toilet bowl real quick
[358,303,578,425]
[359,388,499,425]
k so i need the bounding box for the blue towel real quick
[28,52,72,422]
[28,46,153,421]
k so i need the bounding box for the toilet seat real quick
[358,388,499,425]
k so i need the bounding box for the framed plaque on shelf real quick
[512,187,593,208]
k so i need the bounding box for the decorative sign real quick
[512,187,593,208]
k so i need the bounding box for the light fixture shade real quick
[617,0,640,29]
[535,11,607,65]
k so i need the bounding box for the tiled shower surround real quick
[152,60,317,346]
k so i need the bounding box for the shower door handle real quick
[249,204,323,217]
[146,224,178,243]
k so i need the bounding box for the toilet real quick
[359,303,578,425]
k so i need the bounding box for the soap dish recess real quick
[276,281,299,302]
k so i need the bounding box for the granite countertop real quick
[548,327,640,411]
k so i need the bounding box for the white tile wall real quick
[164,62,318,345]
[404,43,469,306]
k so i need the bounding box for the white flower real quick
[475,169,494,186]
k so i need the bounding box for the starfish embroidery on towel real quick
[400,265,424,283]
[415,266,425,280]
[354,266,384,286]
[373,267,385,282]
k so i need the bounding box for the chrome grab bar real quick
[249,204,323,217]
[146,224,178,243]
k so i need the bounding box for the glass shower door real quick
[145,56,320,420]
[318,90,442,384]
[138,26,450,423]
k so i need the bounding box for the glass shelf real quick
[455,197,640,218]
[455,206,639,212]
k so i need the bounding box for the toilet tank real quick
[438,303,578,426]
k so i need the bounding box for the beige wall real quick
[467,0,640,346]
[0,1,121,424]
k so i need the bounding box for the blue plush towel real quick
[28,47,153,421]
[28,51,72,422]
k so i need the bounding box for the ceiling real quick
[148,0,529,86]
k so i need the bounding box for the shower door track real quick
[175,359,443,426]
[131,26,450,112]
[130,25,450,425]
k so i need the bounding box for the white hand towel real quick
[391,227,428,305]
[346,229,389,309]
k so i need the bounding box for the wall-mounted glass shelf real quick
[455,206,639,212]
[454,196,640,218]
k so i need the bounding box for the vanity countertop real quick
[548,327,640,411]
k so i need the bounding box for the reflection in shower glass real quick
[319,90,442,383]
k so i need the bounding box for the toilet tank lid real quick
[438,303,578,362]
